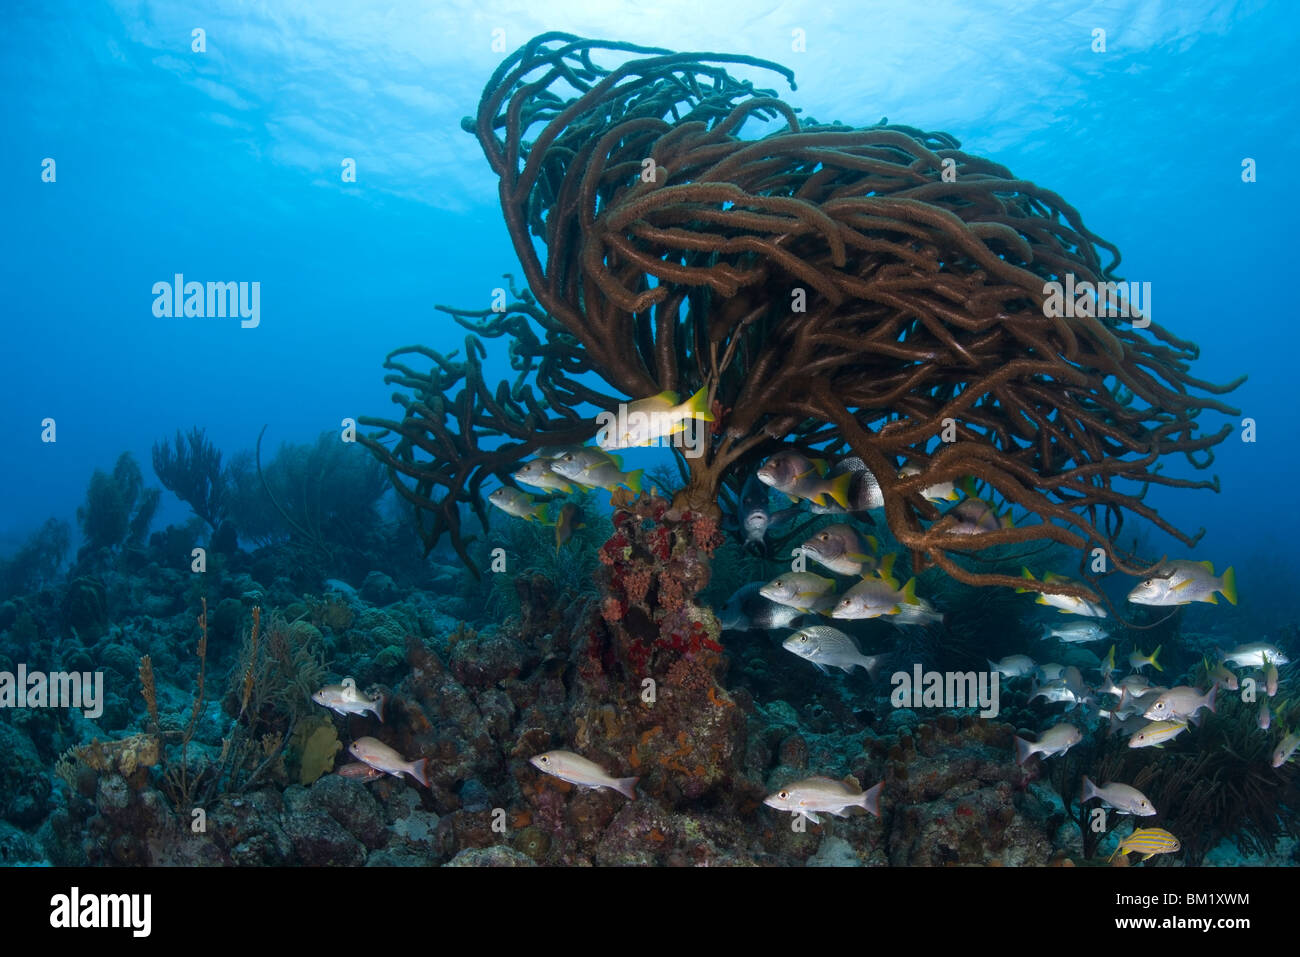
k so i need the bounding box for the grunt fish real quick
[1081,776,1156,816]
[1041,620,1110,643]
[1127,719,1189,749]
[757,451,853,510]
[512,458,575,494]
[1221,642,1289,669]
[782,626,883,676]
[1143,685,1217,722]
[898,463,963,503]
[760,572,838,613]
[1110,828,1181,862]
[719,583,811,632]
[1127,560,1237,607]
[1128,645,1163,674]
[1273,729,1300,768]
[799,524,879,577]
[596,387,714,449]
[989,654,1037,678]
[1013,723,1082,765]
[1019,569,1107,618]
[488,487,550,523]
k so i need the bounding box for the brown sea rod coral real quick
[361,34,1241,601]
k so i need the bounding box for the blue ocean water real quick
[1,1,1298,869]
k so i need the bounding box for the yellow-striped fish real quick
[1018,568,1107,617]
[596,386,714,449]
[1109,828,1181,862]
[1127,718,1189,749]
[488,487,551,523]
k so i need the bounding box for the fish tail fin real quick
[1206,682,1218,714]
[1016,566,1036,593]
[862,655,884,680]
[374,694,385,724]
[1013,735,1034,767]
[615,776,639,800]
[1150,644,1163,672]
[960,476,978,498]
[826,472,853,509]
[1080,775,1096,803]
[531,503,551,524]
[410,757,431,789]
[1220,566,1238,605]
[683,386,714,422]
[862,781,883,818]
[625,469,644,494]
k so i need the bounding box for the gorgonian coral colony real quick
[361,33,1241,604]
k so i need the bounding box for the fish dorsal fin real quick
[901,578,918,604]
[647,390,679,406]
[810,458,830,477]
[1198,560,1215,571]
[876,552,898,587]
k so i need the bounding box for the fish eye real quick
[539,756,548,763]
[778,791,788,799]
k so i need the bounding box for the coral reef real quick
[152,426,229,532]
[364,34,1240,608]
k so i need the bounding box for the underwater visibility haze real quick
[1,1,1298,870]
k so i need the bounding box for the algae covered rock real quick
[445,845,536,867]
